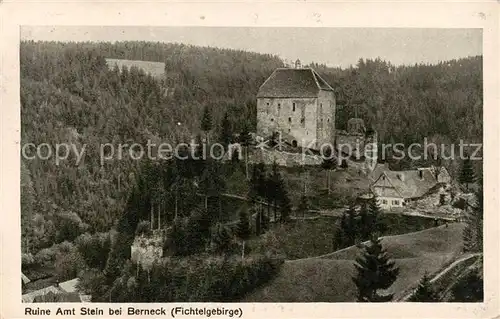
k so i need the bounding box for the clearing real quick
[244,223,465,302]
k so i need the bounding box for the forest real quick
[20,40,482,301]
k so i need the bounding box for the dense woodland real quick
[20,40,483,301]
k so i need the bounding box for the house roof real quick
[22,285,61,303]
[59,278,80,293]
[21,273,31,285]
[372,169,438,199]
[257,68,334,98]
[33,291,82,303]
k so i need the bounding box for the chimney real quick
[295,59,302,69]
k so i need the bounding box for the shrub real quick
[135,220,152,237]
[452,197,466,210]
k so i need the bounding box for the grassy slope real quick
[244,223,465,302]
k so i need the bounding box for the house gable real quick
[371,172,404,199]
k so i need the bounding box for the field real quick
[244,223,465,302]
[245,213,440,260]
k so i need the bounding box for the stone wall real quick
[257,97,318,149]
[130,233,164,270]
[336,133,365,159]
[316,90,336,147]
[248,148,323,167]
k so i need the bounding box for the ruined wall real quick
[257,97,318,148]
[316,90,336,148]
[248,148,323,167]
[336,133,365,159]
[130,234,164,270]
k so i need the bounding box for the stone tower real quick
[256,67,336,150]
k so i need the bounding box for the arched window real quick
[292,140,298,147]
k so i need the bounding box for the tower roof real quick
[257,68,334,98]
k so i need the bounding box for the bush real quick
[75,232,112,270]
[451,271,483,302]
[22,253,35,267]
[452,198,466,210]
[135,220,152,237]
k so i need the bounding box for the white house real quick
[370,166,451,209]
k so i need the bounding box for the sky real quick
[21,26,482,68]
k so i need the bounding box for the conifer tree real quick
[451,271,483,302]
[201,105,212,144]
[459,157,476,191]
[239,124,251,180]
[297,195,309,220]
[279,191,292,223]
[236,210,251,258]
[321,146,336,194]
[267,162,292,223]
[333,214,347,249]
[409,273,439,302]
[358,203,371,241]
[254,207,262,236]
[199,160,226,218]
[352,237,400,302]
[219,111,232,147]
[463,177,483,252]
[367,195,385,236]
[345,206,357,246]
[248,163,267,201]
[192,133,206,175]
[211,223,232,255]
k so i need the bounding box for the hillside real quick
[244,223,465,302]
[20,41,482,259]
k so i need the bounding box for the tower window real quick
[327,118,330,123]
[288,117,292,123]
[293,103,296,112]
[267,102,270,106]
[278,103,281,107]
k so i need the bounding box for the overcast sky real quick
[21,26,482,68]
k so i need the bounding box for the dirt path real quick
[397,253,482,301]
